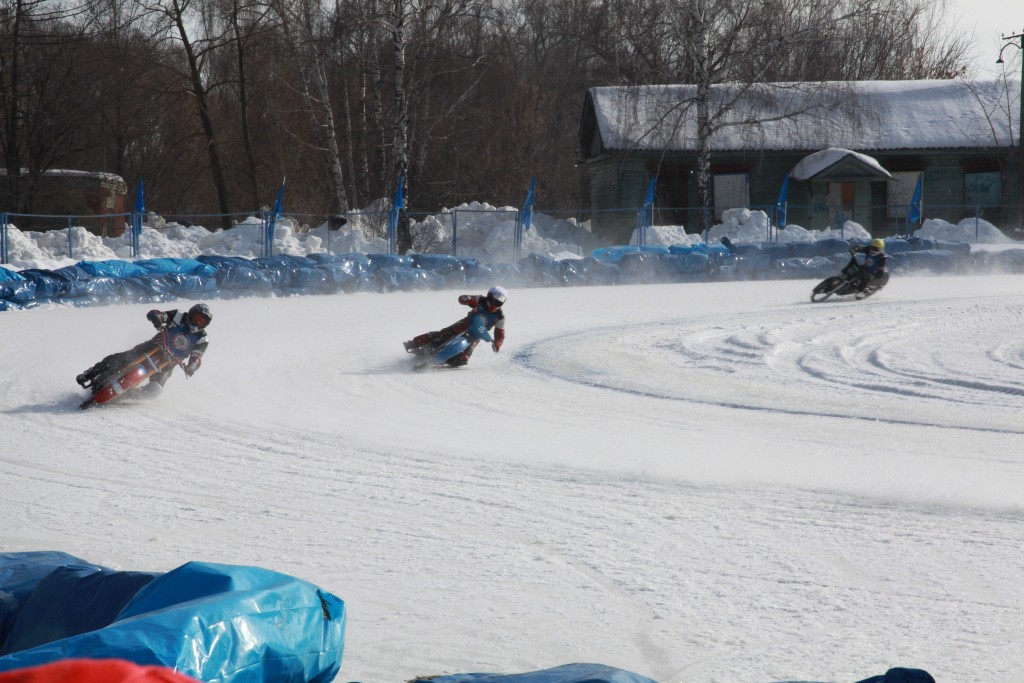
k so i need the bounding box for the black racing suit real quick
[79,309,209,399]
[843,246,889,291]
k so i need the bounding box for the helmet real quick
[486,285,508,308]
[188,303,212,330]
[869,238,885,251]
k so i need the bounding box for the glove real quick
[492,328,504,353]
[147,310,166,329]
[184,355,201,377]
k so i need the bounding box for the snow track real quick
[518,296,1024,434]
[3,276,1024,683]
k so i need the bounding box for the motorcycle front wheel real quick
[811,276,843,302]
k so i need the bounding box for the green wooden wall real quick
[585,148,1020,243]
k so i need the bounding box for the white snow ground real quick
[2,273,1024,683]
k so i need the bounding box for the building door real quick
[713,173,749,219]
[827,182,855,228]
[651,164,689,227]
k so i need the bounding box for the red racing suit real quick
[408,294,506,365]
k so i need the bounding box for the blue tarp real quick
[0,267,24,282]
[0,552,345,683]
[409,663,934,683]
[0,238,986,311]
[411,663,658,683]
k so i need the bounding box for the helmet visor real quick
[190,310,210,328]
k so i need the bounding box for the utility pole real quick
[997,30,1024,230]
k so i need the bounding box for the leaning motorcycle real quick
[811,252,889,303]
[406,313,494,370]
[79,331,185,410]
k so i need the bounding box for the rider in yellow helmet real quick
[843,238,889,294]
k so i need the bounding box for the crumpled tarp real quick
[0,552,344,683]
[409,663,935,683]
[410,663,658,683]
[0,236,999,311]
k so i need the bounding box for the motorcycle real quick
[810,251,889,303]
[79,331,185,410]
[406,313,494,370]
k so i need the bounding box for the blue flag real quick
[643,175,656,226]
[263,178,286,257]
[388,177,404,254]
[394,176,405,212]
[637,176,656,245]
[131,179,145,257]
[775,175,789,227]
[133,179,145,214]
[908,173,923,225]
[521,176,536,230]
[272,178,286,218]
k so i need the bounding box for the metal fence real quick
[1,201,1020,266]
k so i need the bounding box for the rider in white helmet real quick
[404,286,507,367]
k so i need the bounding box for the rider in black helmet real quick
[77,303,212,400]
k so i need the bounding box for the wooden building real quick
[576,80,1021,243]
[1,170,129,237]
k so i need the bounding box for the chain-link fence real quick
[2,201,1021,266]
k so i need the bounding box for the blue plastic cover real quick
[77,260,151,279]
[1,564,157,655]
[0,552,85,646]
[854,667,936,683]
[134,258,218,277]
[411,663,658,683]
[0,554,345,683]
[0,267,24,282]
[591,245,671,264]
[0,237,983,311]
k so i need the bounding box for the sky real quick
[947,0,1023,77]
[2,216,1024,683]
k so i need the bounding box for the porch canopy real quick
[791,148,893,182]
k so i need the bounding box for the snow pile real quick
[914,216,1016,244]
[631,208,874,247]
[1,204,1018,276]
[407,202,601,261]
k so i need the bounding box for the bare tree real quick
[0,0,106,211]
[216,0,275,209]
[271,0,349,213]
[136,0,234,228]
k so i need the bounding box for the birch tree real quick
[271,0,348,213]
[136,0,234,228]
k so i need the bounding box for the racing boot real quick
[77,360,113,389]
[77,367,100,388]
[405,332,442,353]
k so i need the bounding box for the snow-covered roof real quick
[0,168,128,192]
[790,148,892,180]
[588,79,1020,152]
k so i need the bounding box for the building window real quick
[964,171,1001,211]
[713,173,749,219]
[887,171,921,219]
